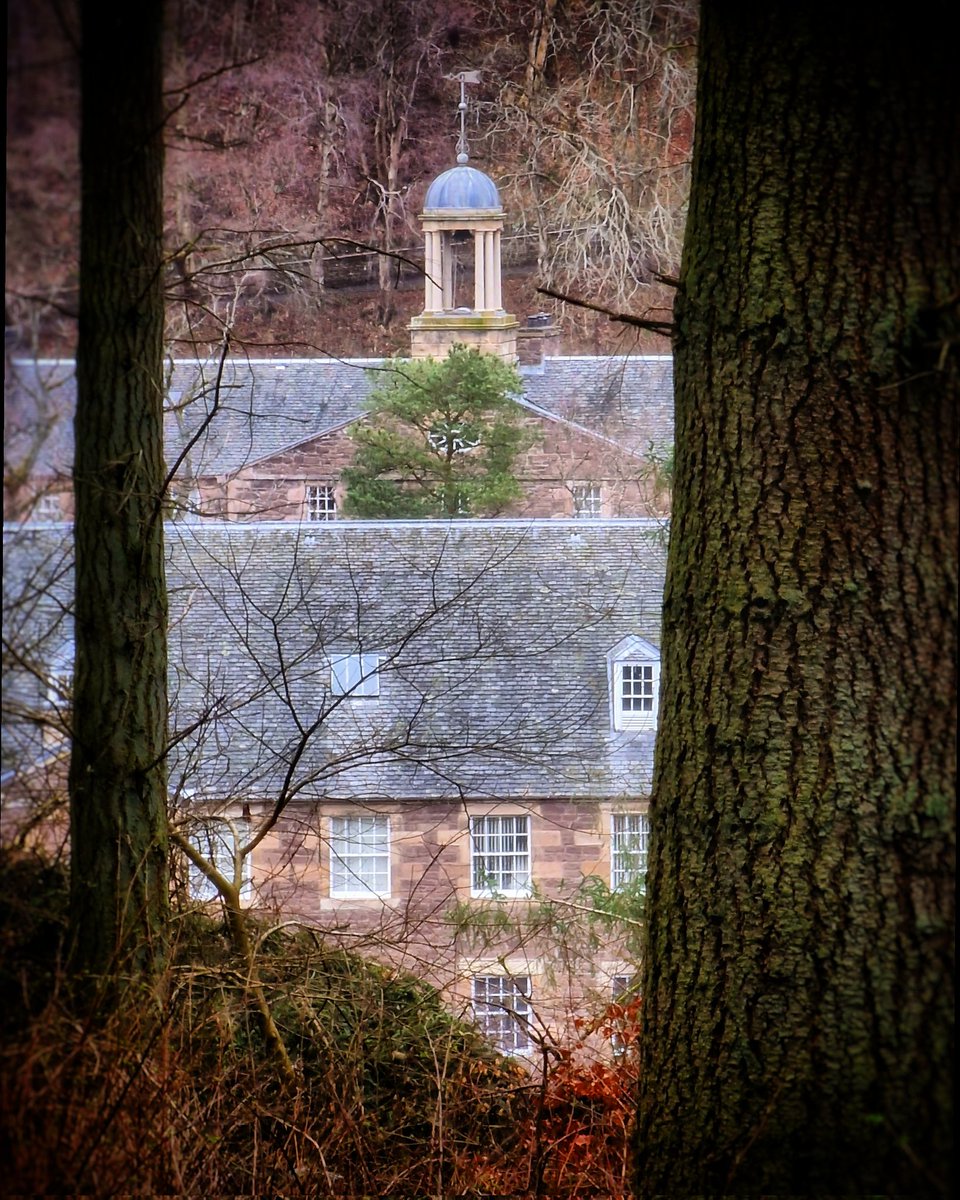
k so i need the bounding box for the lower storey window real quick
[470,814,531,896]
[610,972,640,1057]
[188,819,252,903]
[472,975,531,1052]
[612,812,649,889]
[330,814,390,897]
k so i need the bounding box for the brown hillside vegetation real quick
[5,0,695,359]
[0,851,643,1197]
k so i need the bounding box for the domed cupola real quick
[423,164,502,213]
[409,73,518,362]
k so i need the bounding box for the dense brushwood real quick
[0,851,642,1197]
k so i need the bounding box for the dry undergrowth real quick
[0,850,639,1198]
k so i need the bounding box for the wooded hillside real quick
[6,0,695,359]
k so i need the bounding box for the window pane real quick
[331,653,380,697]
[188,820,251,902]
[330,815,390,896]
[472,975,531,1052]
[613,656,660,731]
[572,483,602,517]
[621,663,654,710]
[612,812,649,889]
[428,424,479,454]
[305,484,337,521]
[470,815,531,895]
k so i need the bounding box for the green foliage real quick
[342,345,539,517]
[448,872,647,981]
[644,440,674,489]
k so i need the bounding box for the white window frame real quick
[305,483,337,521]
[428,424,479,454]
[43,638,74,711]
[609,971,640,1057]
[33,492,63,522]
[607,635,661,731]
[330,652,381,697]
[470,814,532,897]
[329,814,391,898]
[572,481,603,518]
[188,818,252,903]
[611,812,650,889]
[611,972,638,1001]
[472,974,532,1053]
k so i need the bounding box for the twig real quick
[536,285,674,336]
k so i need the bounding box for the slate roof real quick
[521,355,674,454]
[4,519,667,804]
[6,354,674,479]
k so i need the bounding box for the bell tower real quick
[409,74,519,361]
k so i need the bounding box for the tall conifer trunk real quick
[637,6,956,1196]
[69,0,169,979]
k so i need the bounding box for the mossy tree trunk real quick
[69,0,169,981]
[636,6,957,1197]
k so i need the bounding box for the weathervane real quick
[444,70,481,164]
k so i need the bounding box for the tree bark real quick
[70,0,169,981]
[637,6,957,1197]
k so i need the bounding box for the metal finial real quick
[444,70,481,165]
[457,81,469,163]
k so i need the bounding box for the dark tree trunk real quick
[69,0,169,980]
[636,6,957,1197]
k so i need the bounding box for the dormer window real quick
[607,635,661,731]
[330,652,381,698]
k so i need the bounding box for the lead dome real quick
[423,165,502,212]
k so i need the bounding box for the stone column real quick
[425,229,443,311]
[474,231,487,311]
[485,229,498,310]
[442,233,455,309]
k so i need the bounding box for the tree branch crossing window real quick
[188,819,252,903]
[612,812,650,889]
[329,815,390,897]
[305,484,337,521]
[330,653,381,697]
[572,482,602,517]
[472,974,531,1052]
[470,814,531,896]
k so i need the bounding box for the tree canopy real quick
[342,345,537,518]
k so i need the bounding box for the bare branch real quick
[536,285,674,336]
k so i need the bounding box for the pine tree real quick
[343,345,538,518]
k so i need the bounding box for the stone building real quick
[2,147,672,1055]
[4,352,673,525]
[3,517,665,1052]
[4,151,672,526]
